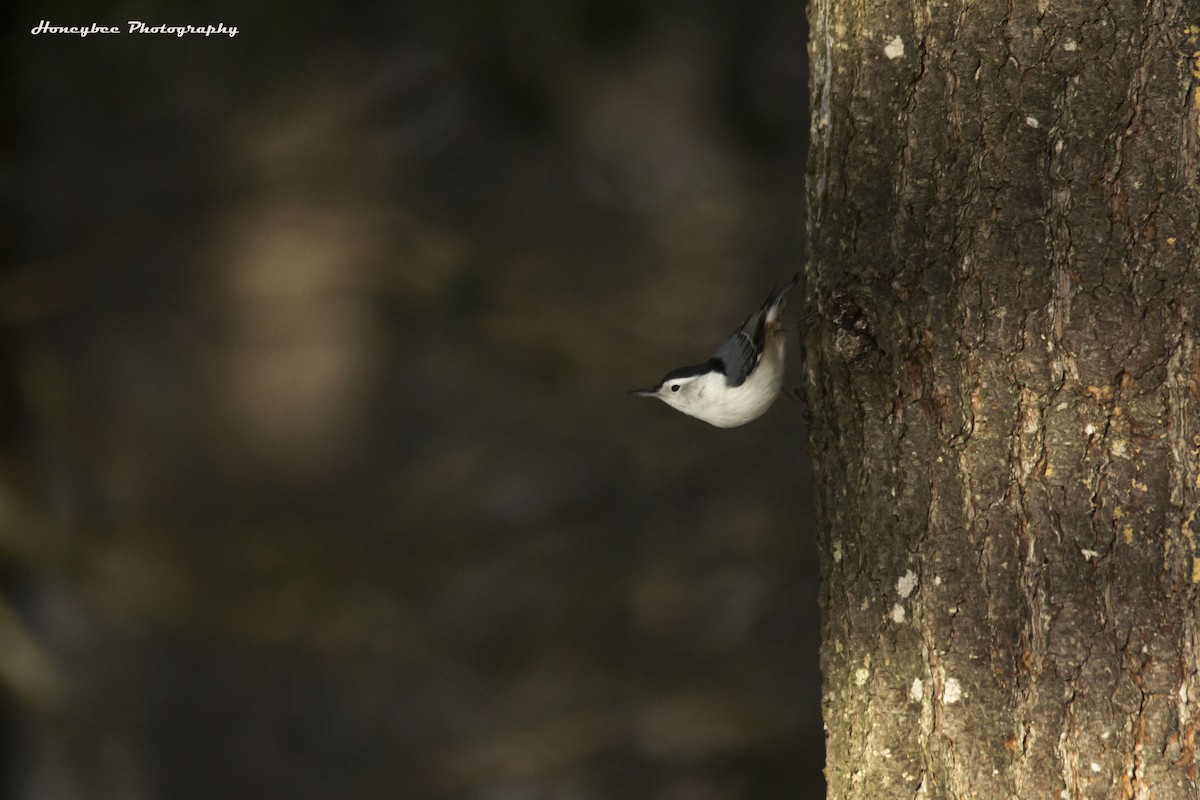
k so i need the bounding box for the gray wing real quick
[710,274,797,387]
[711,309,768,387]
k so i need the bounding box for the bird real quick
[630,273,799,428]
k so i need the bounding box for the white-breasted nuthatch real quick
[631,273,799,428]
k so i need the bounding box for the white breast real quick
[679,339,785,428]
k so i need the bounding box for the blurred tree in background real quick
[3,1,817,797]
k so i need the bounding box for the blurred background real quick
[2,1,818,797]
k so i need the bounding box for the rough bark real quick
[804,0,1200,797]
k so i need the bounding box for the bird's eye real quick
[671,384,680,392]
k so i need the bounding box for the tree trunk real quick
[804,0,1200,797]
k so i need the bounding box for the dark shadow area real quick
[3,1,819,797]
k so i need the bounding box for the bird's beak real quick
[629,388,657,397]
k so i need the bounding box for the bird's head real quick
[629,362,719,415]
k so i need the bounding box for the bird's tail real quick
[764,272,800,324]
